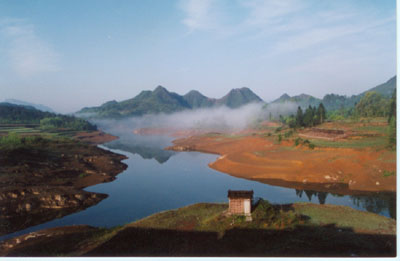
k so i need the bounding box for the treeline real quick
[387,90,396,149]
[0,103,97,131]
[328,91,393,121]
[281,103,327,128]
[0,103,54,124]
[40,116,97,131]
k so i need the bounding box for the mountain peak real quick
[154,85,168,92]
[185,90,204,97]
[279,93,290,100]
[183,90,214,109]
[218,87,263,108]
[77,86,264,118]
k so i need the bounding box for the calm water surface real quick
[1,130,395,240]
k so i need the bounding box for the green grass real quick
[130,200,303,234]
[383,170,395,177]
[352,125,388,134]
[293,203,395,233]
[79,173,90,178]
[310,136,387,149]
[127,200,395,237]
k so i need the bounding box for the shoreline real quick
[166,133,396,194]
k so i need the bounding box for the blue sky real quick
[0,0,396,113]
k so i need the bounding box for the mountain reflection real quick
[105,138,175,164]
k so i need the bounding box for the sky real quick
[0,0,396,113]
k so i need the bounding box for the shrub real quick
[252,199,278,223]
[0,132,47,150]
[294,137,303,146]
[284,130,293,138]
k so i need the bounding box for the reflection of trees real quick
[351,193,396,219]
[317,192,327,205]
[295,189,327,205]
[295,189,396,219]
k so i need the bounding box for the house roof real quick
[227,190,253,199]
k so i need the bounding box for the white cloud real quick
[0,19,60,77]
[178,0,395,55]
[179,0,217,32]
[240,0,305,27]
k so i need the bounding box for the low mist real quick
[90,102,298,163]
[93,102,300,135]
[97,103,263,134]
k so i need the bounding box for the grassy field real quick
[268,117,392,150]
[0,124,94,140]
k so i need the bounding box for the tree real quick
[303,106,314,127]
[355,91,388,117]
[317,103,326,124]
[388,89,396,149]
[388,89,396,123]
[296,106,303,127]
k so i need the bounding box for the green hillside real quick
[271,93,322,108]
[78,86,264,118]
[183,90,215,109]
[0,103,96,131]
[216,87,263,108]
[0,103,54,124]
[271,76,396,112]
[359,76,396,98]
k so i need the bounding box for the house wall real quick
[229,198,245,214]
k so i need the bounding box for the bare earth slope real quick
[166,132,396,194]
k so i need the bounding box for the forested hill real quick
[271,76,396,111]
[3,99,55,113]
[78,86,263,118]
[0,103,96,131]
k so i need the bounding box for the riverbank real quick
[0,201,395,257]
[166,124,396,194]
[0,130,127,236]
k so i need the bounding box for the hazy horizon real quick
[0,0,396,113]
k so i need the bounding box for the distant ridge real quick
[78,86,264,118]
[4,99,55,113]
[271,93,321,108]
[271,76,396,111]
[78,76,396,119]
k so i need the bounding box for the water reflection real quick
[350,193,396,219]
[295,189,328,205]
[106,137,175,163]
[98,120,176,163]
[295,189,396,219]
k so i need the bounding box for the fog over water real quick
[92,102,300,133]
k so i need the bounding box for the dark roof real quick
[227,190,253,199]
